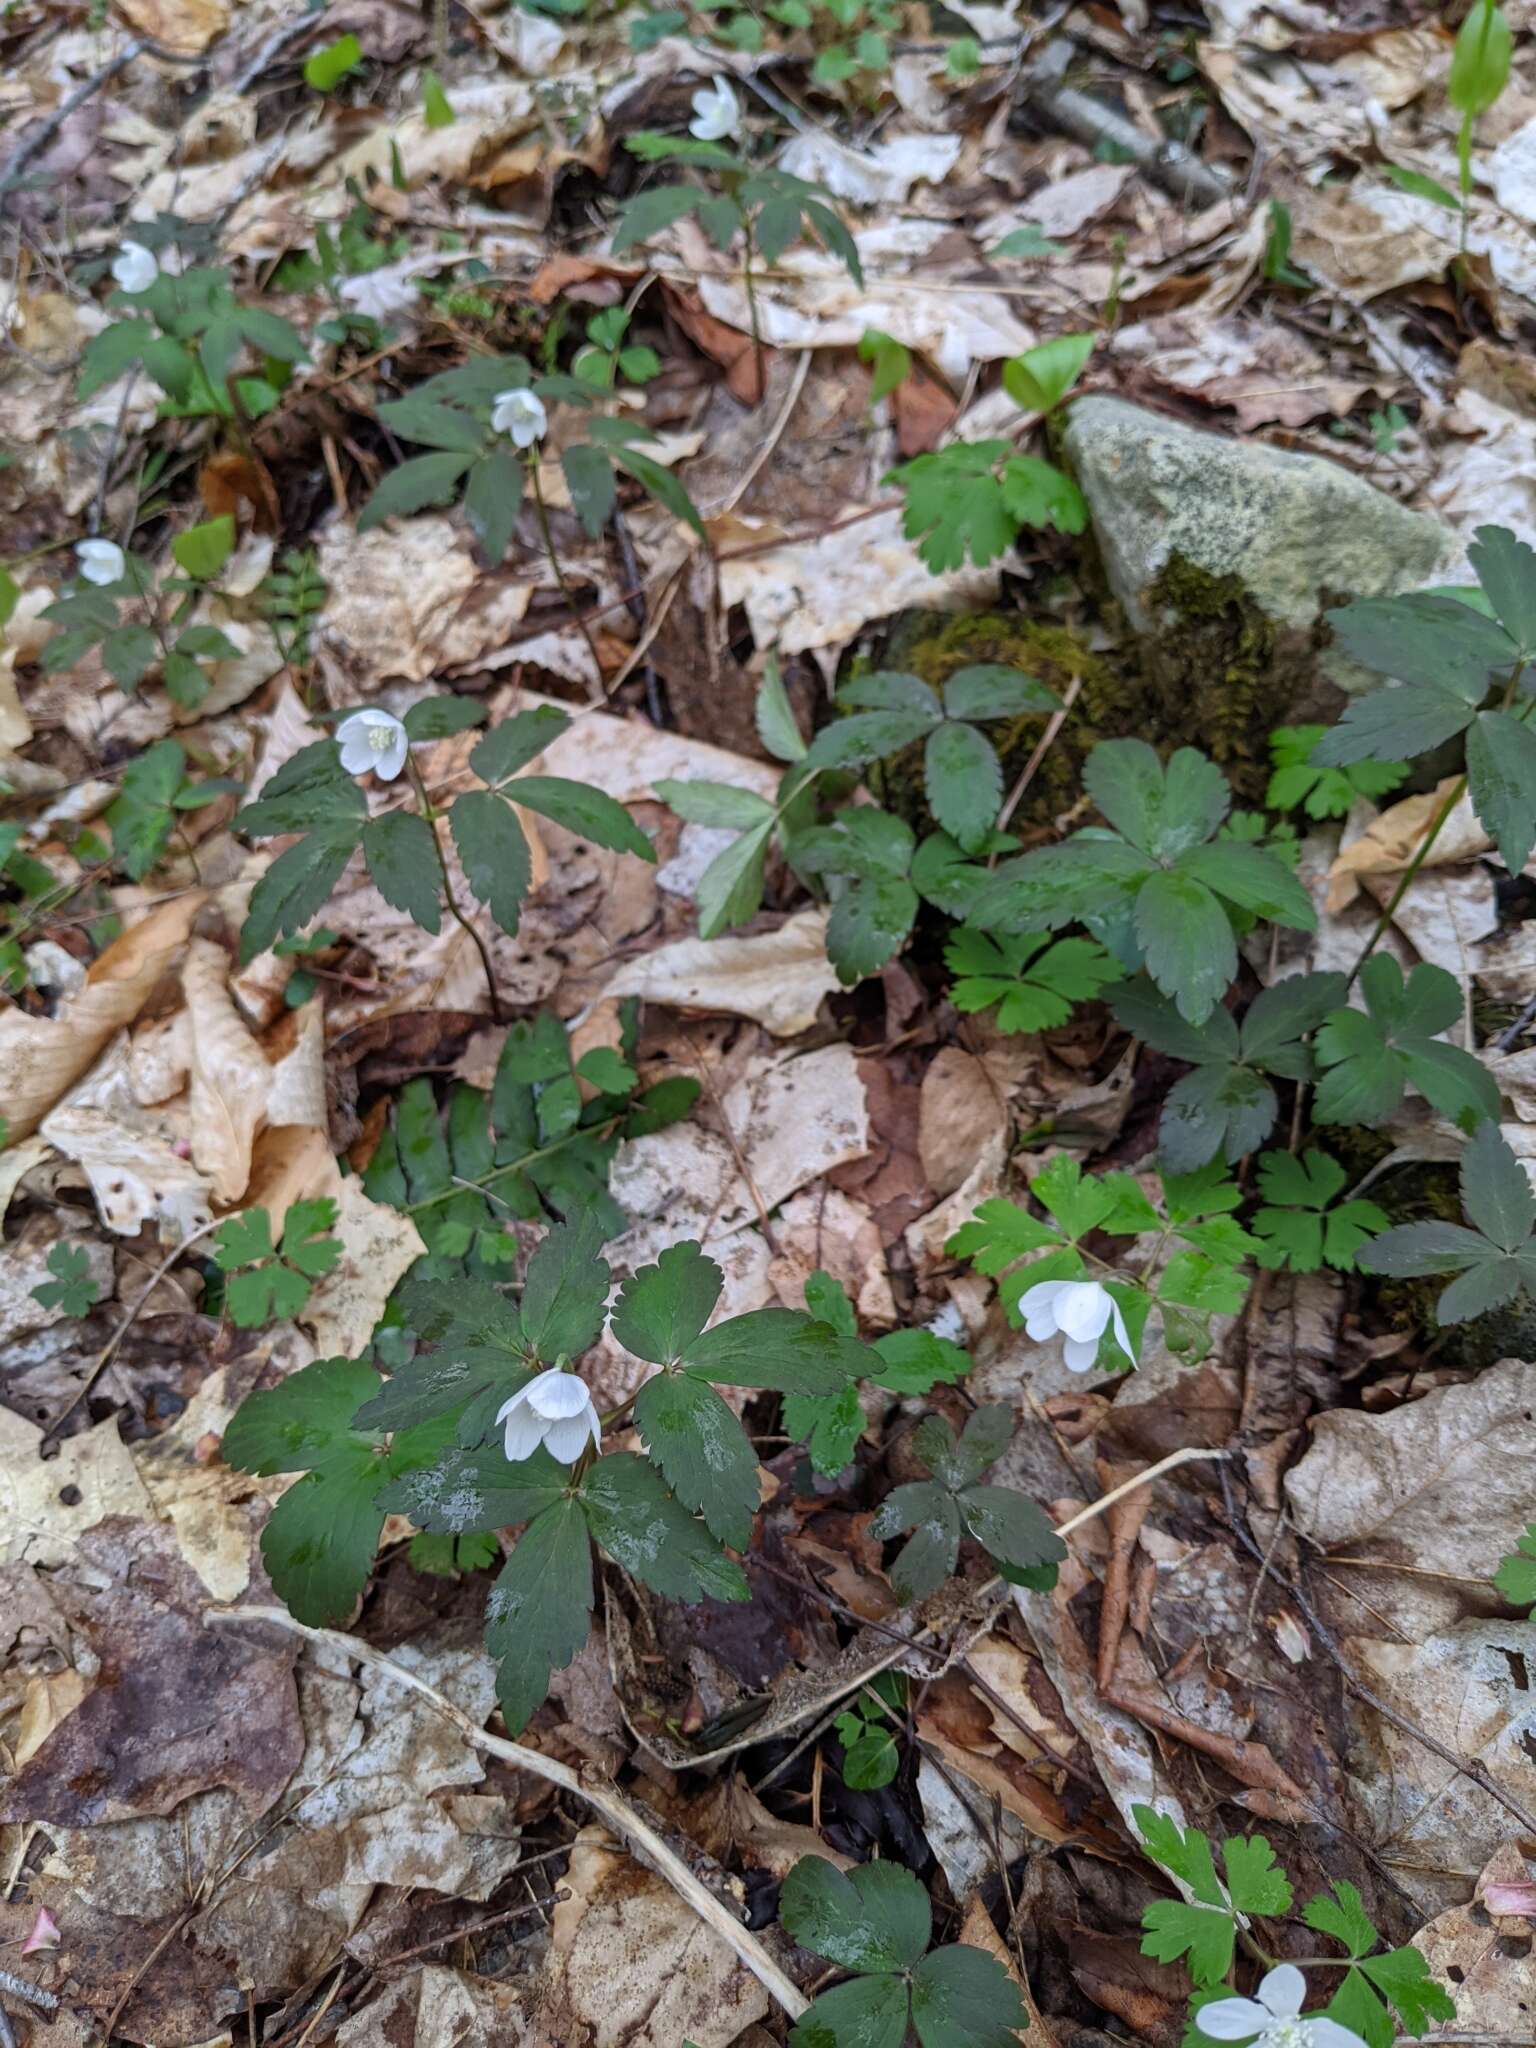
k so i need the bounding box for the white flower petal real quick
[111,241,159,293]
[689,75,741,141]
[1053,1280,1112,1344]
[1062,1333,1102,1372]
[501,1405,548,1462]
[76,539,125,585]
[526,1368,592,1420]
[1018,1279,1070,1337]
[495,1387,533,1425]
[1302,2018,1368,2048]
[1195,1998,1270,2041]
[1257,1966,1307,2022]
[335,708,409,781]
[491,386,546,447]
[542,1411,595,1464]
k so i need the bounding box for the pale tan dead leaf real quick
[1366,861,1497,980]
[1326,781,1488,912]
[778,131,961,205]
[770,1186,895,1326]
[919,1047,1006,1199]
[1285,1355,1536,1583]
[0,1410,153,1568]
[605,909,842,1036]
[183,937,275,1204]
[334,1965,536,2048]
[264,998,327,1128]
[331,79,537,193]
[1412,1844,1536,2030]
[317,517,534,686]
[542,1827,770,2048]
[115,0,228,54]
[0,892,206,1139]
[39,1103,214,1238]
[13,1670,90,1769]
[719,504,1004,657]
[246,1125,426,1356]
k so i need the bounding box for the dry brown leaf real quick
[1412,1843,1536,2030]
[183,936,274,1204]
[604,909,842,1036]
[541,1827,771,2048]
[919,1047,1006,1198]
[1326,780,1489,912]
[115,0,229,53]
[1284,1355,1536,1583]
[0,892,206,1139]
[0,1411,153,1569]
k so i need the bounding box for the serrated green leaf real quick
[784,1381,865,1475]
[826,874,918,983]
[654,778,775,830]
[1135,869,1237,1026]
[485,1497,592,1734]
[781,1856,931,1973]
[790,1973,910,2048]
[612,1239,720,1363]
[868,1481,960,1600]
[379,1442,567,1536]
[925,720,1002,854]
[579,1451,748,1602]
[1493,1523,1536,1610]
[1469,522,1536,654]
[1303,1879,1378,1960]
[1140,1900,1234,1988]
[450,788,531,936]
[31,1243,100,1318]
[362,810,442,933]
[911,1942,1031,2048]
[357,451,473,530]
[1466,708,1536,873]
[463,445,524,564]
[634,1371,758,1548]
[946,1198,1063,1272]
[1133,1806,1226,1905]
[511,776,655,861]
[1222,1834,1291,1916]
[1358,1946,1457,2034]
[562,442,617,539]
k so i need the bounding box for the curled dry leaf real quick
[0,892,206,1140]
[604,908,843,1037]
[1326,779,1489,913]
[183,936,277,1204]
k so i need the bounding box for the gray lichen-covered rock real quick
[1064,395,1461,632]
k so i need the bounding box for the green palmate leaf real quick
[1251,1149,1387,1272]
[1360,1120,1536,1324]
[102,624,158,689]
[1134,868,1236,1026]
[942,664,1059,719]
[449,789,532,935]
[887,441,1020,573]
[378,1442,568,1536]
[924,719,1002,853]
[784,1381,865,1476]
[376,396,487,453]
[869,1481,961,1600]
[578,1451,749,1602]
[240,816,364,962]
[511,776,655,861]
[357,451,473,530]
[696,817,774,937]
[1266,725,1409,819]
[1313,956,1499,1129]
[1455,1114,1534,1250]
[611,185,705,255]
[1133,1806,1225,1904]
[826,872,919,984]
[633,1371,758,1548]
[1222,1834,1292,1916]
[910,1943,1031,2048]
[362,810,442,933]
[1469,522,1536,654]
[1324,589,1516,702]
[463,446,525,564]
[562,443,617,538]
[1141,1899,1235,1988]
[1357,1947,1457,2036]
[305,31,363,88]
[1303,1879,1379,1960]
[1465,708,1536,872]
[105,739,185,880]
[781,1857,931,1974]
[858,325,911,404]
[945,925,1120,1032]
[222,1356,447,1624]
[485,1497,592,1734]
[1001,331,1094,413]
[611,1238,722,1363]
[171,515,236,580]
[1312,683,1479,768]
[31,1243,100,1318]
[470,705,569,785]
[791,1972,910,2048]
[1086,739,1229,856]
[1493,1523,1536,1610]
[946,1198,1062,1272]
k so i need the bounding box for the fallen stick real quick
[1024,38,1235,212]
[208,1608,809,2022]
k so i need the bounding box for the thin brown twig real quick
[207,1609,810,2021]
[992,672,1084,851]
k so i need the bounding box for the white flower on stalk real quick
[335,707,409,781]
[1196,1965,1367,2048]
[1018,1276,1134,1373]
[76,538,125,585]
[491,386,547,447]
[496,1368,602,1466]
[689,75,741,142]
[111,240,159,293]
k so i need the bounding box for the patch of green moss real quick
[1138,556,1319,803]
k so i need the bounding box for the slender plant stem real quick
[528,458,605,699]
[741,219,766,402]
[406,758,504,1023]
[1345,774,1466,990]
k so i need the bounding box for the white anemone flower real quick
[76,539,125,586]
[1196,1966,1367,2048]
[497,1368,602,1466]
[335,707,410,781]
[689,75,741,142]
[1018,1276,1134,1373]
[111,241,159,294]
[490,386,547,447]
